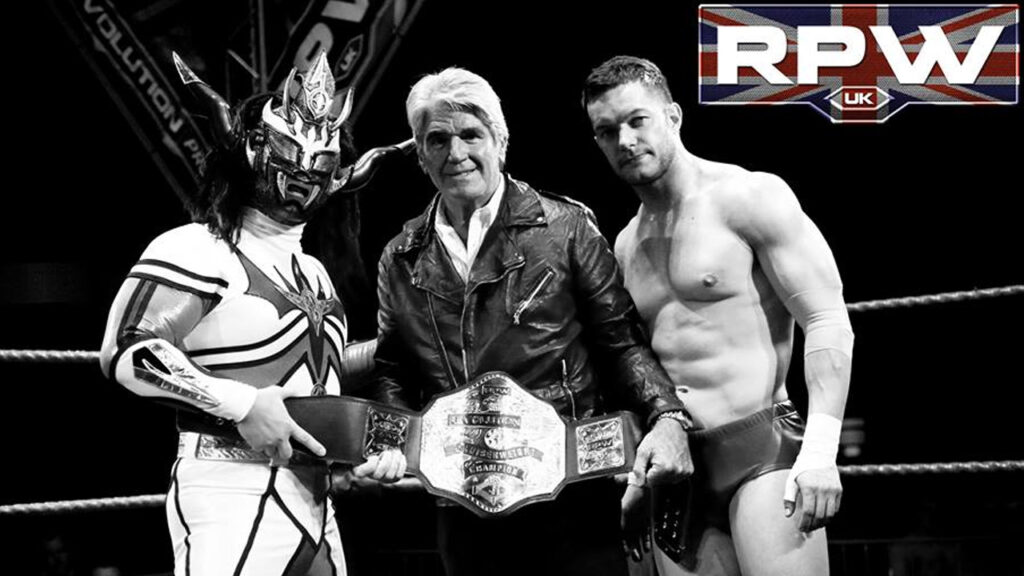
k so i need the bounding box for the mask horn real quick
[281,67,298,123]
[329,138,415,195]
[331,87,355,131]
[172,51,235,149]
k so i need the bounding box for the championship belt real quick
[286,371,641,517]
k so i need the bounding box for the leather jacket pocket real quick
[511,266,555,325]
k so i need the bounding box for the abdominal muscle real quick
[648,295,794,430]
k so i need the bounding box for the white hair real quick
[405,67,509,162]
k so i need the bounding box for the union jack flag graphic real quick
[699,4,1019,123]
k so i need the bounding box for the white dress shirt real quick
[434,179,506,282]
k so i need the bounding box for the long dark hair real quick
[184,93,263,243]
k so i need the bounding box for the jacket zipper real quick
[513,269,555,325]
[449,244,526,386]
[460,280,471,386]
[560,359,577,420]
[427,293,459,388]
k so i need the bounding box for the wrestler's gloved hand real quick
[634,417,694,485]
[783,413,843,532]
[618,471,652,562]
[238,386,327,467]
[353,449,407,483]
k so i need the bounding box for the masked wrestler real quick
[99,52,406,576]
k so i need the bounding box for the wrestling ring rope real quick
[2,284,1022,519]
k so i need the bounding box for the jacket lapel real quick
[400,177,550,300]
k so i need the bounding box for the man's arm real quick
[99,276,325,466]
[570,206,693,485]
[572,206,686,421]
[366,251,416,410]
[735,172,853,532]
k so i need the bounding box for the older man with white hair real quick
[370,67,694,576]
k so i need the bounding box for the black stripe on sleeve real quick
[136,259,229,288]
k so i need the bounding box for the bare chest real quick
[622,215,754,319]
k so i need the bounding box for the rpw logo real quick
[699,5,1019,123]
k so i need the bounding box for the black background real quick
[2,1,1021,574]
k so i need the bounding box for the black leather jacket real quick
[371,176,684,423]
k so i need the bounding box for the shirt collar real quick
[434,176,506,231]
